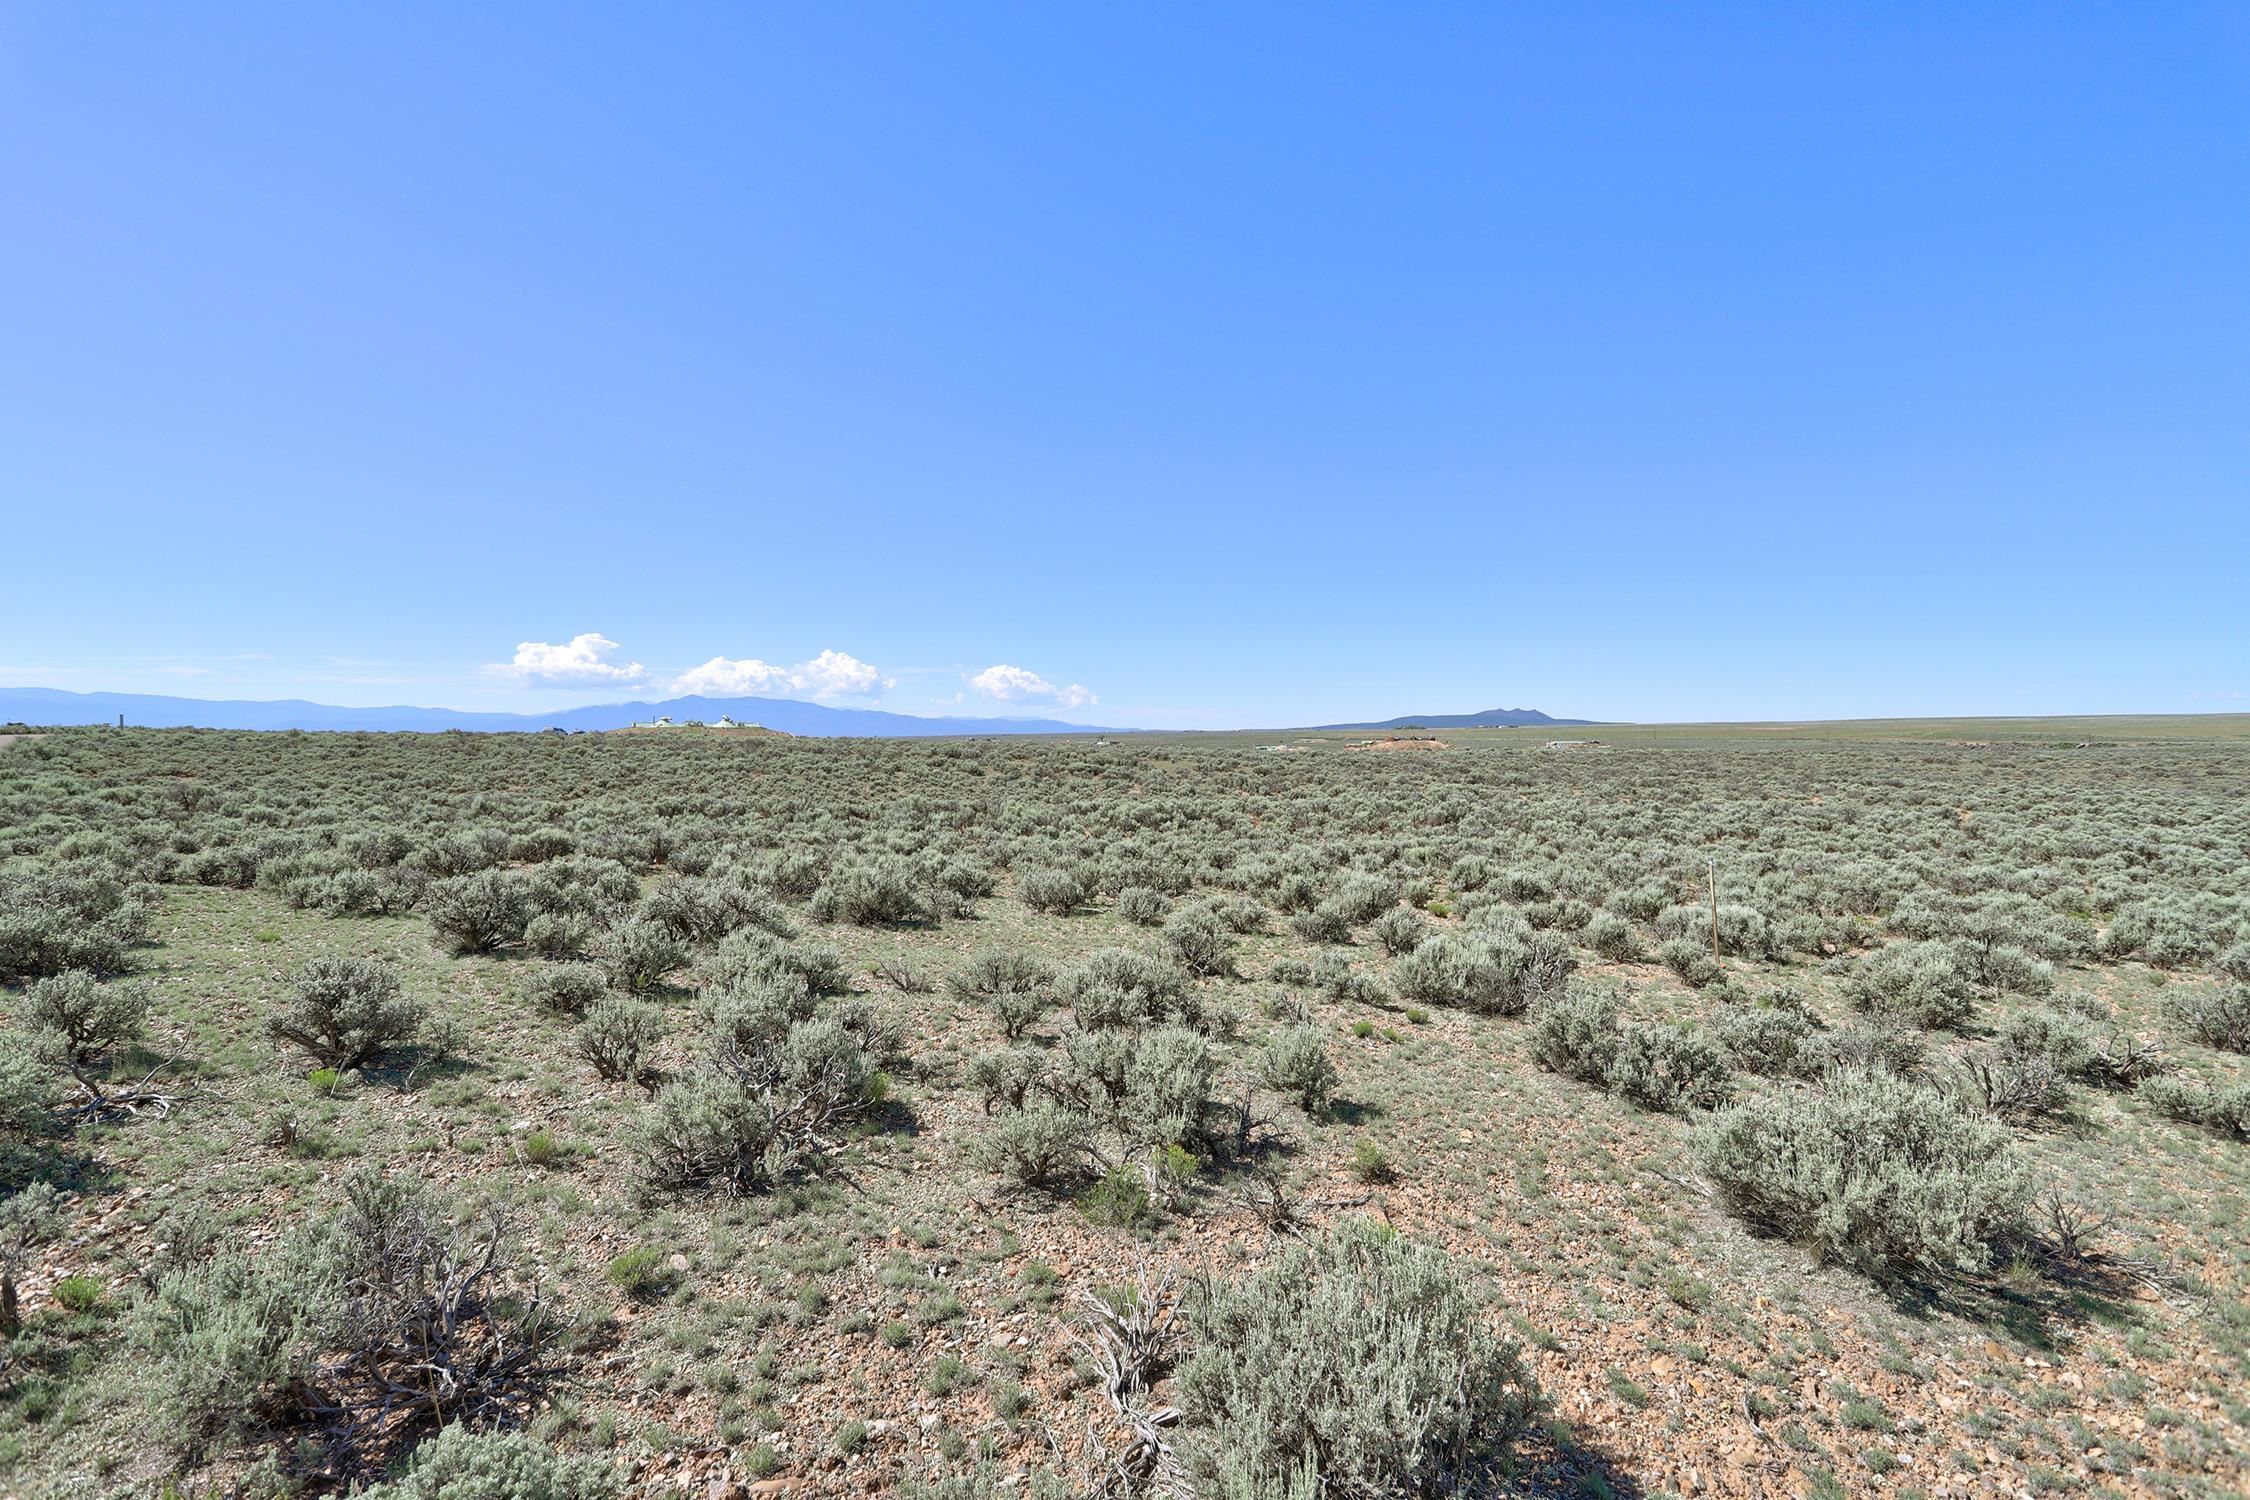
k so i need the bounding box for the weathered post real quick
[1707,856,1720,964]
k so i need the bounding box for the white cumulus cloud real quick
[968,664,1098,710]
[495,633,647,686]
[792,648,882,698]
[672,657,794,696]
[672,649,883,701]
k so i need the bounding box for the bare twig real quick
[58,1057,187,1122]
[1073,1270,1192,1500]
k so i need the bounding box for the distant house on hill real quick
[622,712,767,734]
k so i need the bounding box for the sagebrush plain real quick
[0,721,2245,1499]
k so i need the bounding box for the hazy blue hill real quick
[1312,707,1595,730]
[0,687,1122,737]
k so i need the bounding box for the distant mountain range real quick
[0,687,1122,738]
[1312,706,1594,730]
[0,687,1595,738]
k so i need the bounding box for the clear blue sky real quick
[4,4,2245,728]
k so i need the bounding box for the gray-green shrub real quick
[1584,910,1641,961]
[266,956,425,1072]
[1696,1067,2029,1278]
[1117,885,1170,926]
[23,969,148,1090]
[359,1424,618,1500]
[1063,948,1194,1030]
[1176,1220,1541,1499]
[423,869,534,955]
[575,996,663,1082]
[136,1168,571,1462]
[1532,989,1731,1110]
[636,1012,881,1195]
[2138,1076,2250,1139]
[2168,984,2250,1054]
[1847,940,1974,1030]
[1163,906,1238,979]
[1659,937,1723,988]
[0,864,155,980]
[1714,1002,1819,1077]
[1019,867,1087,916]
[1369,908,1426,956]
[522,962,607,1014]
[1260,1024,1338,1116]
[590,914,689,994]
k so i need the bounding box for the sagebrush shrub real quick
[136,1167,572,1463]
[1529,988,1621,1085]
[1063,948,1194,1029]
[1018,867,1086,916]
[1793,1017,1932,1078]
[1311,951,1387,1007]
[703,930,849,998]
[1847,941,1974,1030]
[424,869,533,956]
[817,859,938,926]
[0,864,155,980]
[642,873,792,945]
[1656,902,1770,959]
[1163,906,1237,979]
[523,911,592,960]
[1658,937,1722,989]
[522,962,607,1014]
[968,1102,1093,1189]
[1605,1022,1735,1111]
[1329,873,1397,924]
[23,969,148,1087]
[575,996,663,1082]
[0,1050,55,1142]
[2168,984,2250,1053]
[266,957,425,1071]
[1952,936,2056,997]
[1992,1008,2096,1077]
[1062,1024,1218,1150]
[1394,930,1572,1016]
[2138,1076,2250,1138]
[359,1424,618,1500]
[1259,1024,1337,1116]
[1532,988,1731,1110]
[1714,1002,1819,1077]
[1176,1220,1541,1499]
[590,914,689,994]
[1287,899,1354,945]
[947,948,1053,1003]
[1584,910,1641,961]
[1696,1066,2029,1278]
[1369,907,1425,956]
[636,1012,881,1195]
[967,1046,1049,1115]
[1116,885,1170,926]
[949,949,1053,1034]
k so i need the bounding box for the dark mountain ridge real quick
[1312,707,1595,730]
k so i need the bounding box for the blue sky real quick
[3,4,2245,728]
